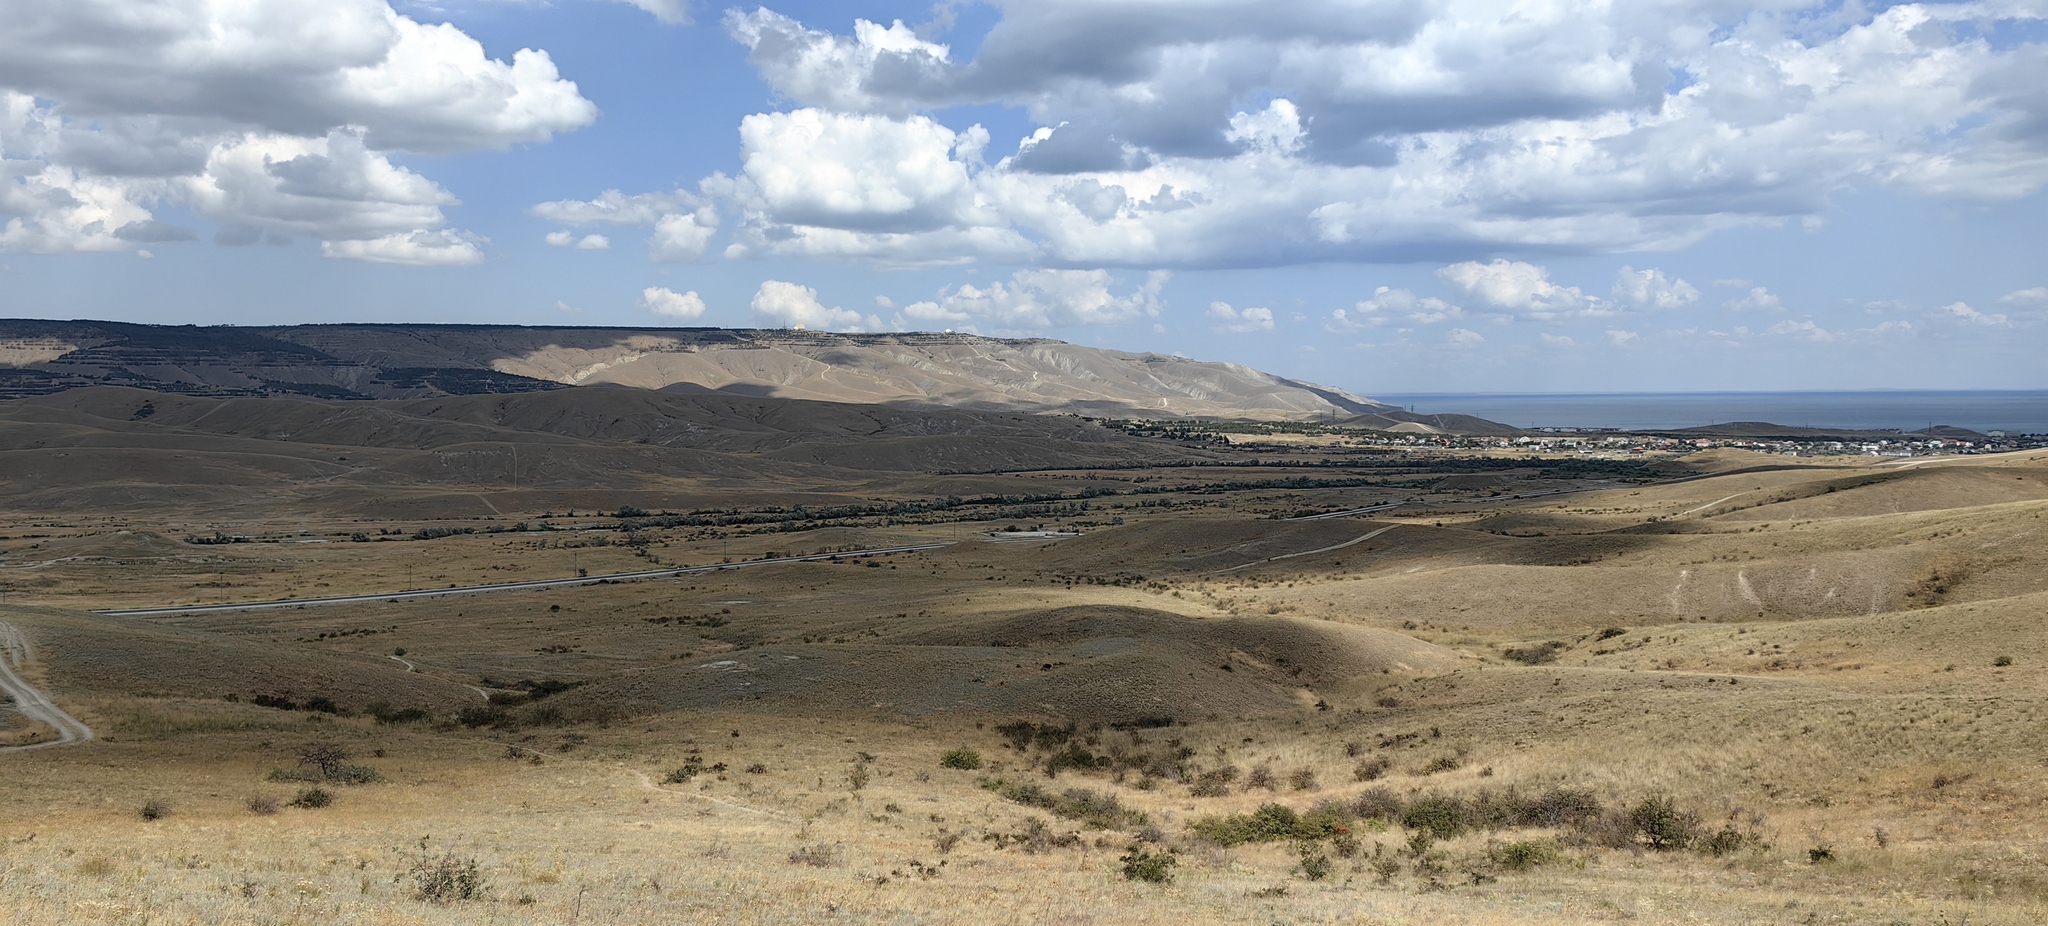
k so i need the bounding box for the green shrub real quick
[1188,766,1237,797]
[410,854,486,902]
[1700,823,1756,856]
[939,748,982,770]
[1486,839,1558,870]
[664,757,707,784]
[1118,845,1177,884]
[1295,841,1333,881]
[981,779,1146,829]
[329,765,384,785]
[1626,796,1699,850]
[1502,641,1565,665]
[1189,803,1333,846]
[1400,793,1470,839]
[289,787,333,809]
[1352,787,1403,821]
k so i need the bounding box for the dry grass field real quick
[2,388,2044,924]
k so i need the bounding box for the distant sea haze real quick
[1373,391,2048,434]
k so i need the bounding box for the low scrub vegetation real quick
[980,778,1148,829]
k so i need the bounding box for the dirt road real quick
[0,621,94,752]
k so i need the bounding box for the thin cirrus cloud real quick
[582,1,2048,271]
[0,0,594,260]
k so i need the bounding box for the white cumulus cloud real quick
[608,0,691,25]
[751,280,881,331]
[1998,287,2047,307]
[690,2,2048,268]
[1936,302,2009,326]
[1611,267,1701,311]
[640,286,706,320]
[545,231,609,250]
[649,210,718,262]
[1437,260,1602,319]
[1327,286,1465,332]
[1766,319,1836,342]
[1724,286,1785,313]
[0,1,594,259]
[1205,302,1274,334]
[895,269,1168,330]
[320,229,485,266]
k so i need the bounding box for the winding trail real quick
[1206,524,1399,575]
[0,621,94,753]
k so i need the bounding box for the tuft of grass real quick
[787,844,841,868]
[139,799,170,821]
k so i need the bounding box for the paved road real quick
[94,542,956,618]
[0,621,95,753]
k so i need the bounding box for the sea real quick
[1371,391,2048,435]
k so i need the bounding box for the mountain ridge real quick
[0,320,1389,421]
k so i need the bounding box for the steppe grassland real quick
[3,451,2047,924]
[3,698,2041,926]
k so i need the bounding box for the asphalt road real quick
[94,542,956,618]
[0,621,95,753]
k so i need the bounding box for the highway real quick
[94,542,955,618]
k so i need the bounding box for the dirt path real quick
[0,621,94,753]
[1205,524,1399,575]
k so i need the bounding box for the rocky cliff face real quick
[0,321,1388,421]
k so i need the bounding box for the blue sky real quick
[2,0,2046,395]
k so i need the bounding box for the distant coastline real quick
[1373,390,2048,434]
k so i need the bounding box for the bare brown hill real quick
[0,319,1392,421]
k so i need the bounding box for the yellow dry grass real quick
[3,446,2046,924]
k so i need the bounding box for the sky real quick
[2,0,2047,396]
